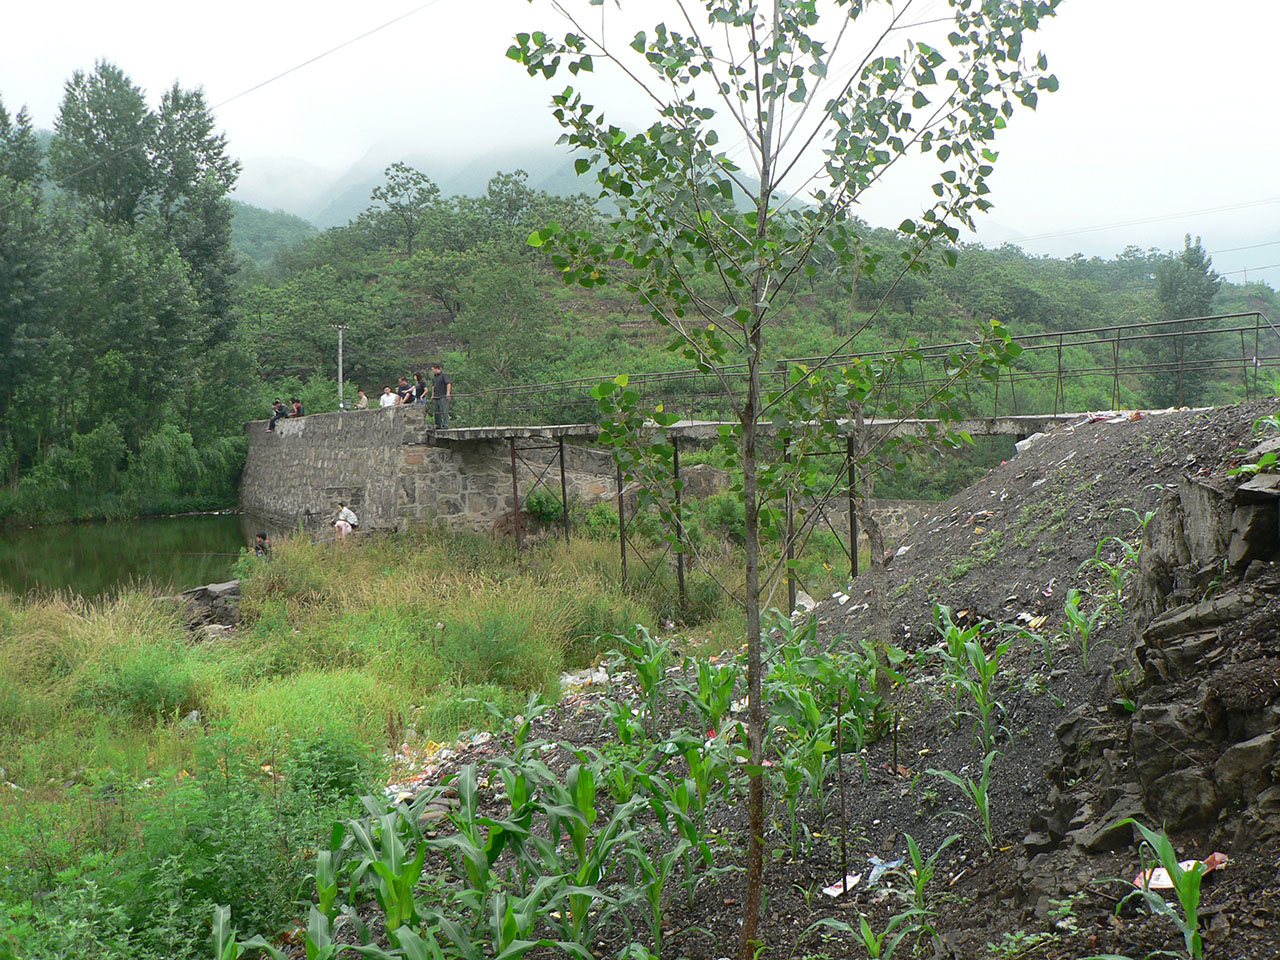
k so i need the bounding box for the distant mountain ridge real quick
[234,144,594,229]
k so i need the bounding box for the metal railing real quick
[448,312,1280,429]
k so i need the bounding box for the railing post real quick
[784,437,796,616]
[1177,323,1185,407]
[509,437,524,566]
[558,435,571,546]
[673,436,687,618]
[1055,334,1064,416]
[847,434,858,581]
[1112,326,1121,410]
[617,461,627,588]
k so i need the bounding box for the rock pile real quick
[1028,455,1280,860]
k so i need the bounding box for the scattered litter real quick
[1042,577,1056,598]
[867,855,904,887]
[1015,433,1046,454]
[1135,852,1228,889]
[792,591,817,618]
[562,666,609,689]
[832,591,850,606]
[822,872,863,898]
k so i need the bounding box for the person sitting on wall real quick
[267,398,286,432]
[290,397,304,418]
[332,502,359,539]
[380,386,397,408]
[396,377,413,405]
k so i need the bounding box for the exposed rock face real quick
[1032,463,1280,855]
[181,579,242,631]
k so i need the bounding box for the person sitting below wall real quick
[332,502,359,539]
[254,532,272,558]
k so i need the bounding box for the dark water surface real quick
[0,514,251,598]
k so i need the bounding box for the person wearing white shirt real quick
[379,386,397,409]
[333,502,359,539]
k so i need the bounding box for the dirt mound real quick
[806,400,1280,958]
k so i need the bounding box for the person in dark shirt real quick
[267,398,285,432]
[431,363,451,429]
[290,397,304,418]
[413,372,429,405]
[396,377,413,405]
[254,532,272,558]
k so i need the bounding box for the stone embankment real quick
[1029,435,1280,862]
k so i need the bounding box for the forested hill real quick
[1,61,1278,523]
[229,201,317,268]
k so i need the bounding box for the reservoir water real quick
[0,514,253,598]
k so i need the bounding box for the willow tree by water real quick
[510,1,1059,953]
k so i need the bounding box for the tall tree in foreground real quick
[510,1,1058,954]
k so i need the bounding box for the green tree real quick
[1146,234,1223,406]
[0,98,43,184]
[511,2,1057,953]
[0,175,49,466]
[49,60,156,224]
[369,162,440,256]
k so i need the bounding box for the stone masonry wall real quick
[242,409,931,542]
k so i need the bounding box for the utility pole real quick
[332,324,347,410]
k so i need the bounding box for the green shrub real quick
[75,641,202,721]
[281,728,377,803]
[525,487,565,524]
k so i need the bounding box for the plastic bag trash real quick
[867,855,904,887]
[1015,432,1046,454]
[1135,852,1228,889]
[821,871,863,898]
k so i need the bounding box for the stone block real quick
[1227,502,1279,571]
[1214,730,1279,800]
[1148,766,1219,830]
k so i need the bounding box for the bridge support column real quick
[558,437,570,546]
[784,438,796,615]
[847,435,858,580]
[509,438,524,566]
[617,462,627,587]
[673,437,686,618]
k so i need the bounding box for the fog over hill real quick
[233,144,1280,292]
[235,144,590,229]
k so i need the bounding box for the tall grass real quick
[0,520,750,956]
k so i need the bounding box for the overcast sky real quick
[3,0,1278,285]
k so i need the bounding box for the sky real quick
[3,0,1278,285]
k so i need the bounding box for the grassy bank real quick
[0,518,757,958]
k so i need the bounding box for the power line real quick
[1012,196,1280,243]
[1220,262,1280,277]
[0,0,447,217]
[1210,239,1280,256]
[211,0,445,110]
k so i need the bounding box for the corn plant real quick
[1063,588,1106,670]
[899,832,960,916]
[211,905,286,960]
[468,692,549,763]
[927,751,997,849]
[627,836,690,957]
[599,697,645,748]
[428,765,530,916]
[1113,820,1208,960]
[1079,537,1139,610]
[611,626,673,737]
[347,809,426,935]
[933,616,1010,754]
[684,655,738,734]
[537,764,644,947]
[435,877,592,960]
[808,909,929,960]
